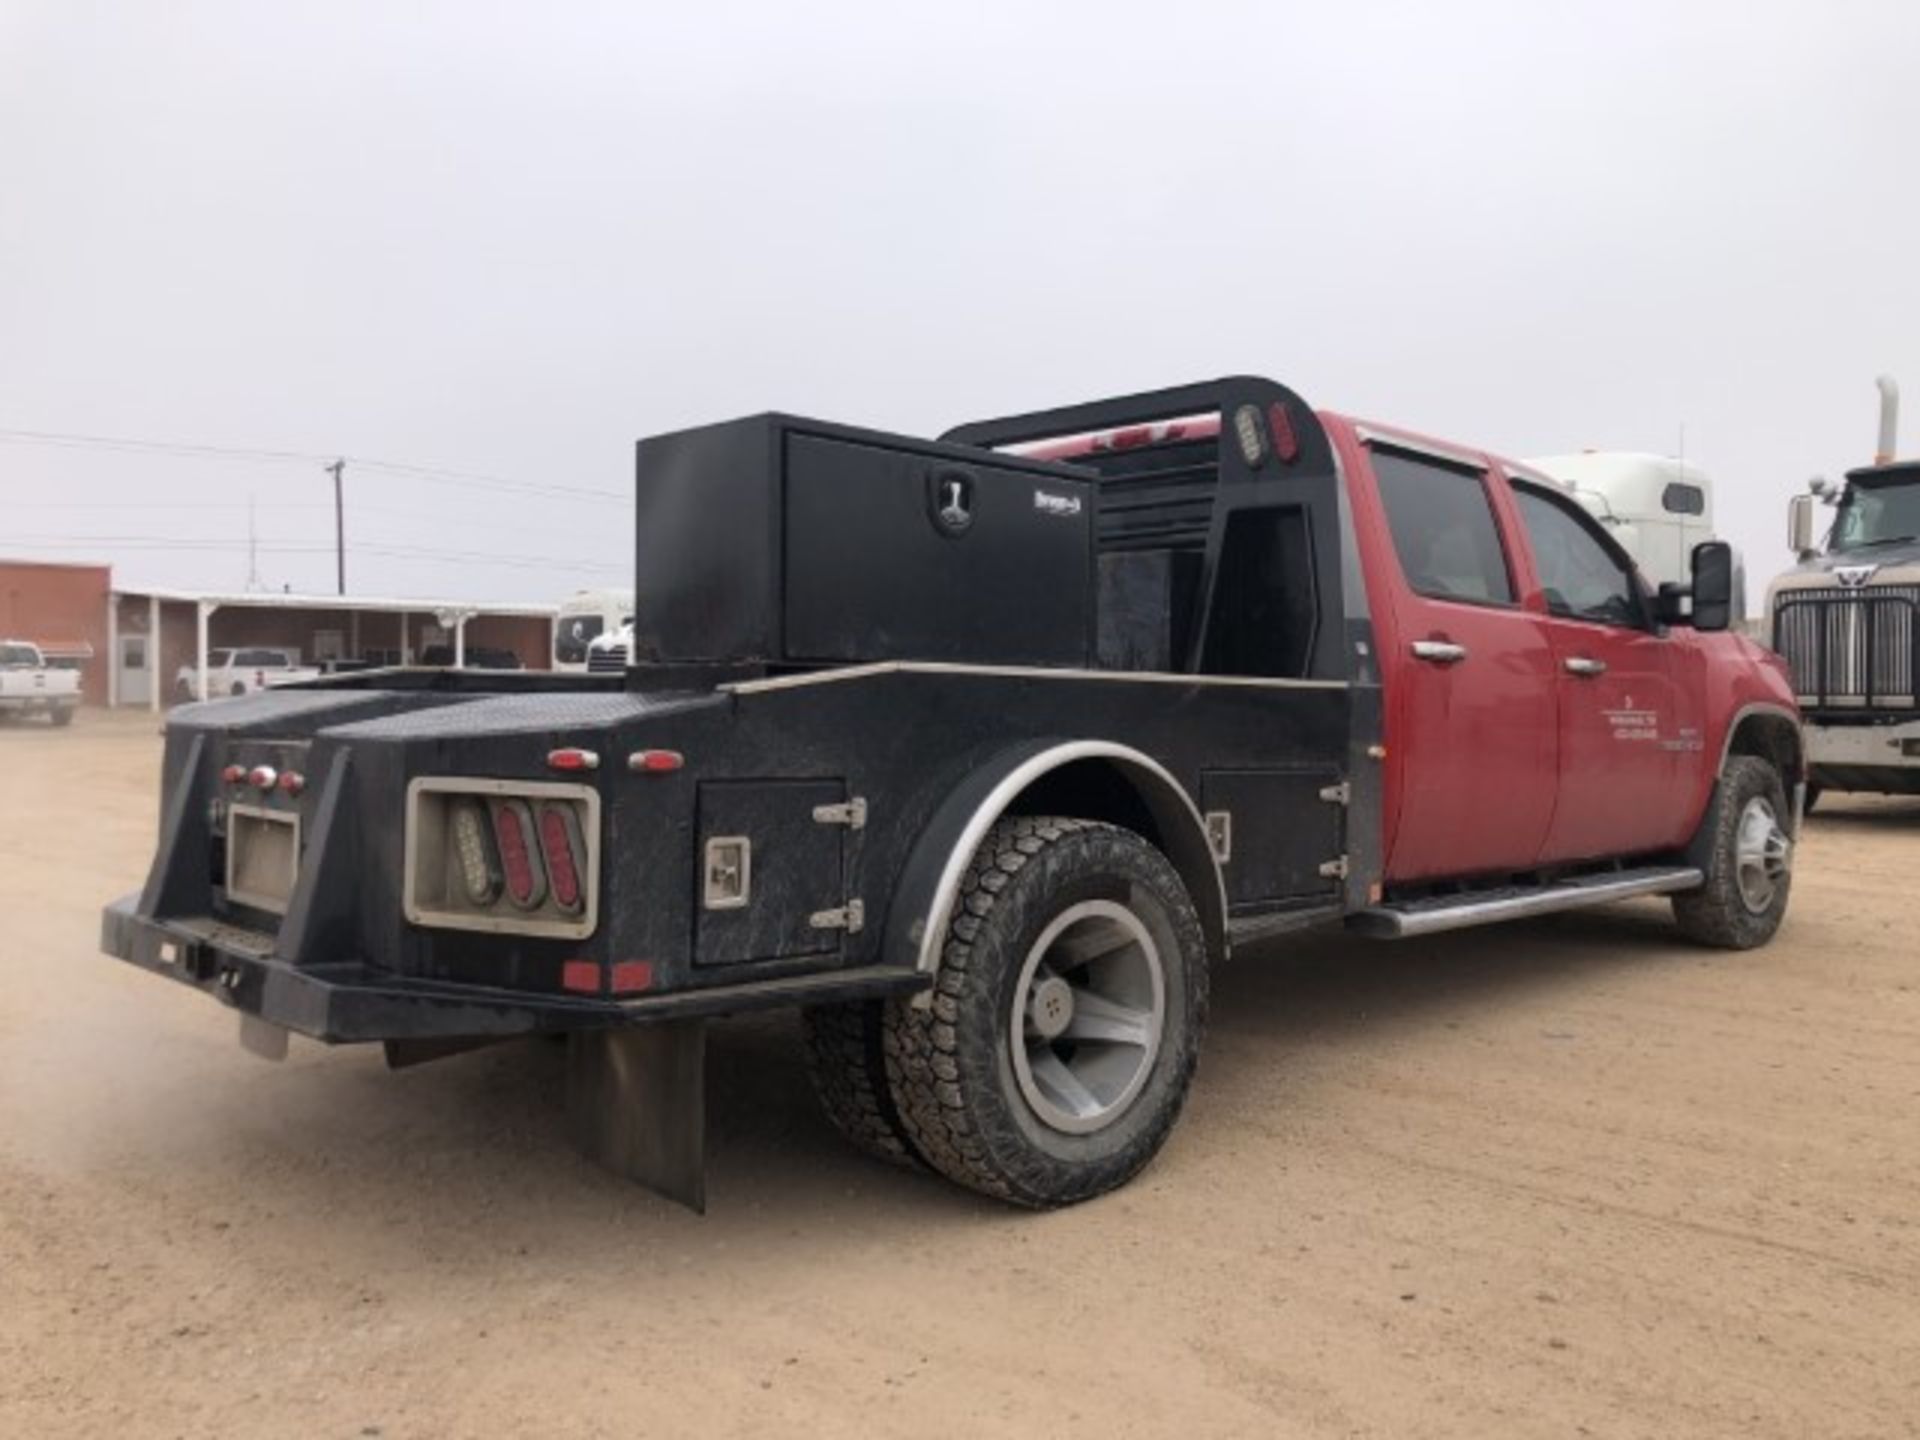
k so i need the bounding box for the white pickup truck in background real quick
[174,648,322,702]
[0,641,82,726]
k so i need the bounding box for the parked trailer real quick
[102,377,1802,1210]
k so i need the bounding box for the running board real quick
[1349,865,1704,939]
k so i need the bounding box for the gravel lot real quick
[2,710,1916,1438]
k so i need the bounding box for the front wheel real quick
[882,816,1209,1207]
[1673,755,1794,949]
[49,707,74,728]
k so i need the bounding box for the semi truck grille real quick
[1773,586,1920,712]
[586,644,628,674]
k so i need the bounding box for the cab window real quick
[1371,448,1514,605]
[1662,482,1706,516]
[1512,482,1644,627]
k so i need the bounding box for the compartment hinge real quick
[812,797,868,830]
[808,898,866,934]
[1319,781,1351,806]
[1318,855,1351,881]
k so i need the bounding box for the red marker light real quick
[1268,400,1300,465]
[546,747,600,773]
[628,749,684,774]
[221,764,246,785]
[560,959,601,995]
[610,960,654,995]
[277,770,305,796]
[248,765,278,791]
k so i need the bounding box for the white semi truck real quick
[1526,452,1717,592]
[553,588,633,672]
[1768,377,1918,807]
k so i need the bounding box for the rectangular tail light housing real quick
[404,777,601,940]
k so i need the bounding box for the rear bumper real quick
[99,895,923,1044]
[0,694,77,712]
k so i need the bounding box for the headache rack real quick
[1773,585,1920,714]
[942,376,1347,681]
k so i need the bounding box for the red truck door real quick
[1506,480,1696,860]
[1353,435,1560,882]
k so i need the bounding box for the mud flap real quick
[237,1013,290,1061]
[565,1021,707,1213]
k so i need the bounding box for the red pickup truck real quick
[102,377,1803,1209]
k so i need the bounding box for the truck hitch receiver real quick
[565,1021,708,1213]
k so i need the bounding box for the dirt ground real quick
[1,710,1915,1439]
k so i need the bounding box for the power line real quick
[0,425,629,503]
[1,535,626,572]
[3,497,613,542]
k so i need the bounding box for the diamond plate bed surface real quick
[322,689,718,739]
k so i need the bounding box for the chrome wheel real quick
[1009,900,1165,1135]
[1734,796,1791,914]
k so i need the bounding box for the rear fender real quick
[883,740,1227,993]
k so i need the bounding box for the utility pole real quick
[326,458,346,595]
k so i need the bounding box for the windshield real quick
[1831,477,1920,552]
[554,613,606,664]
[1,643,39,668]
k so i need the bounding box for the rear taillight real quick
[491,798,548,910]
[537,801,586,917]
[405,779,599,939]
[451,798,502,905]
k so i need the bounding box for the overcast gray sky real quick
[3,0,1916,607]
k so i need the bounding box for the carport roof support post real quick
[149,594,160,714]
[197,600,216,703]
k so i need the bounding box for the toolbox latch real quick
[811,797,868,831]
[808,899,865,935]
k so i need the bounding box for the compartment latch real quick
[808,899,865,934]
[811,797,868,830]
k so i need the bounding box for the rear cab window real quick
[1369,445,1515,605]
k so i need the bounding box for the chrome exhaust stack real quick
[1875,374,1899,465]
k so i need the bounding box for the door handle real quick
[1564,656,1608,677]
[1410,639,1468,665]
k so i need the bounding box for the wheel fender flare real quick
[1698,702,1805,845]
[883,740,1228,986]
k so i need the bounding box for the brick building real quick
[0,559,112,703]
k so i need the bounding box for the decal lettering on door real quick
[1601,695,1661,743]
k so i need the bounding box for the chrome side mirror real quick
[1787,494,1817,558]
